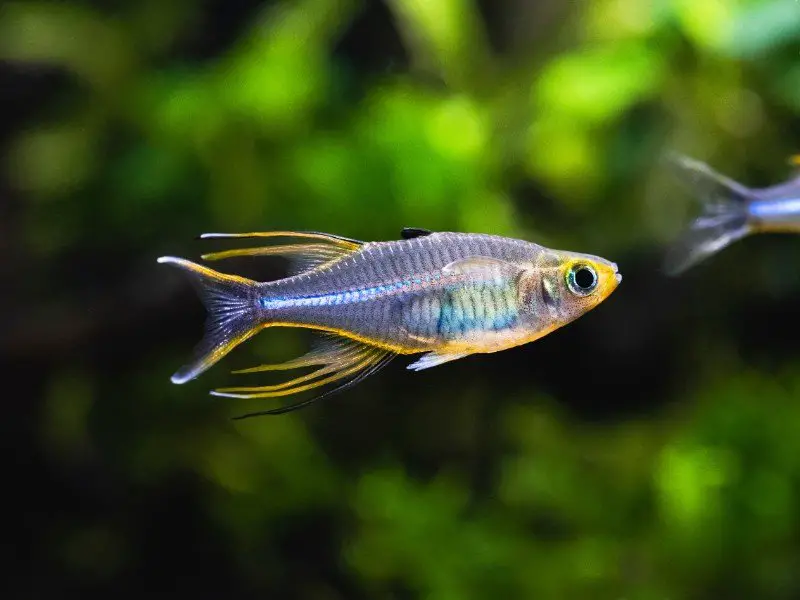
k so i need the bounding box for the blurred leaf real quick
[386,0,490,88]
[533,42,665,125]
[213,0,359,134]
[772,65,800,111]
[583,0,660,41]
[724,0,800,57]
[6,122,97,194]
[525,115,602,206]
[347,468,523,599]
[0,2,133,88]
[655,442,736,530]
[673,0,738,51]
[138,69,223,150]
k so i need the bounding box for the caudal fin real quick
[663,154,753,276]
[158,256,262,384]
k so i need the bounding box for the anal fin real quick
[230,335,363,374]
[212,336,396,418]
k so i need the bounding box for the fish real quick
[663,153,800,275]
[158,228,622,418]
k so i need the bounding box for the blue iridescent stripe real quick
[259,278,426,309]
[749,197,800,218]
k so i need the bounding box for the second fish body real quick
[664,154,800,274]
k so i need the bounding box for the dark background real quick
[4,0,800,598]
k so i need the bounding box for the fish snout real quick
[609,261,622,284]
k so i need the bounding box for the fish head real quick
[520,249,621,328]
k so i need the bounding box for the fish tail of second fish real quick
[157,256,267,385]
[662,153,754,276]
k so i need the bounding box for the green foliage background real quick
[5,0,800,598]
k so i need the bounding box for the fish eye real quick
[566,264,598,296]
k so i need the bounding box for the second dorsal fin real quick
[198,230,364,276]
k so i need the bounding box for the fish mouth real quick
[610,262,622,284]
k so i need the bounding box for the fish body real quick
[663,154,800,274]
[159,229,621,417]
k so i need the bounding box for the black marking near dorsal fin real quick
[401,227,434,240]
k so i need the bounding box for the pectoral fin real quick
[406,351,469,371]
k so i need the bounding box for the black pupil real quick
[574,267,595,290]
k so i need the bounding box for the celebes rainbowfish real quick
[159,228,622,418]
[664,153,800,275]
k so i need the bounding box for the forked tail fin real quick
[663,154,754,275]
[158,257,263,384]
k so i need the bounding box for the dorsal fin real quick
[200,231,363,246]
[198,231,364,276]
[401,227,434,239]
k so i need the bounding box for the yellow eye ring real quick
[566,263,598,296]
